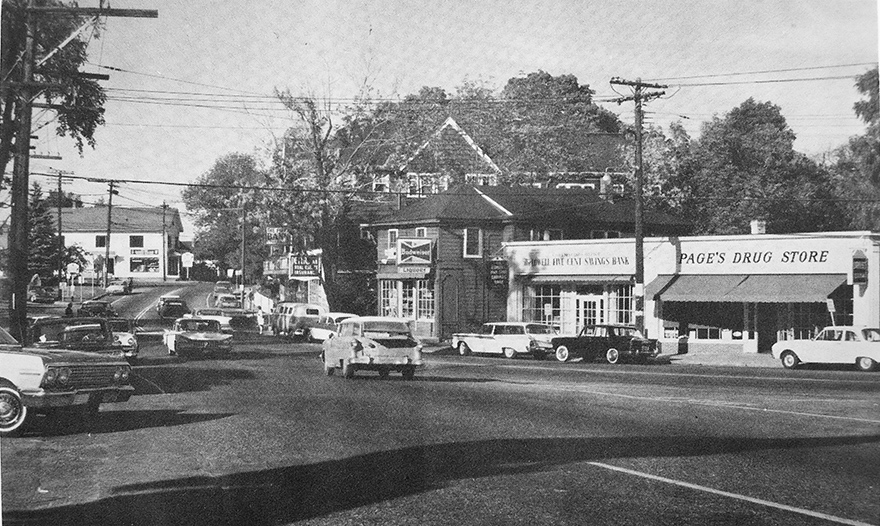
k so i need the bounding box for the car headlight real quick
[57,367,71,385]
[43,367,58,386]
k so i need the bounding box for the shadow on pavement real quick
[8,433,880,525]
[25,410,234,437]
[131,366,256,395]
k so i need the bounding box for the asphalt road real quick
[3,284,879,526]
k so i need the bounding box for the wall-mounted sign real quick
[289,254,321,279]
[266,227,290,246]
[489,259,508,287]
[398,239,432,265]
[398,266,430,277]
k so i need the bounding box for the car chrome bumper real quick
[349,356,425,368]
[21,385,135,408]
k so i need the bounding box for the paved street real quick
[3,285,879,525]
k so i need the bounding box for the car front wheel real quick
[458,342,471,356]
[856,356,877,372]
[555,345,571,362]
[605,348,620,365]
[0,385,28,437]
[781,351,800,369]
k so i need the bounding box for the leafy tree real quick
[676,98,846,234]
[28,182,58,277]
[1,0,107,177]
[830,67,880,229]
[182,153,270,282]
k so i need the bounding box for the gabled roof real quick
[57,207,184,234]
[369,185,690,231]
[402,117,501,175]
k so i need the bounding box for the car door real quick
[801,328,842,364]
[495,325,525,355]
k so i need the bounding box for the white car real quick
[771,326,880,371]
[451,322,557,359]
[321,317,424,379]
[163,318,233,358]
[307,312,356,342]
[187,308,233,333]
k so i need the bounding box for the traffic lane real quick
[430,353,880,423]
[5,343,879,525]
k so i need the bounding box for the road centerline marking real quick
[587,461,877,526]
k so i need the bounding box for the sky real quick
[15,0,880,239]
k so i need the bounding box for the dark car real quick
[551,324,660,364]
[157,295,191,319]
[77,300,118,318]
[28,316,122,357]
[27,286,58,304]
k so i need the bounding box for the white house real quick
[59,206,184,281]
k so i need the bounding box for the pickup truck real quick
[551,324,659,364]
[0,325,134,437]
[452,322,556,360]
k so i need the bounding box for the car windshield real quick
[180,320,220,332]
[108,319,133,332]
[526,324,555,335]
[862,328,880,341]
[363,321,411,335]
[617,327,645,338]
[0,326,19,345]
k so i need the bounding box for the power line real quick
[647,62,877,82]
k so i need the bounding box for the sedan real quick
[163,318,233,359]
[321,316,424,379]
[771,326,880,371]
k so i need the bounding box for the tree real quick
[676,98,846,234]
[830,67,880,229]
[0,0,107,177]
[182,153,270,282]
[27,182,57,277]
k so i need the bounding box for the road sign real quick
[181,252,194,268]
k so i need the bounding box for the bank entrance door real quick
[575,295,605,333]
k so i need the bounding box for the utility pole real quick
[104,181,115,288]
[4,3,157,341]
[161,202,168,282]
[610,77,666,336]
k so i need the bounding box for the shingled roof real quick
[57,207,184,233]
[369,185,689,232]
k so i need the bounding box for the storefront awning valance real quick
[647,274,847,303]
[523,275,632,284]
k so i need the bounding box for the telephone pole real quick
[4,2,157,340]
[104,181,115,288]
[610,77,666,336]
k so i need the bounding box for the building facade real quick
[370,185,689,341]
[503,231,880,353]
[60,207,185,281]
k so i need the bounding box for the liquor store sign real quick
[398,239,432,265]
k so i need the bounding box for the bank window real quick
[130,235,144,248]
[611,284,633,324]
[388,229,398,249]
[463,228,482,258]
[95,235,106,248]
[523,285,561,326]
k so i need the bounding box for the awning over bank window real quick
[523,275,632,284]
[646,274,847,303]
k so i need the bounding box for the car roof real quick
[340,316,409,324]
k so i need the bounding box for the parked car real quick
[77,300,118,318]
[0,325,134,437]
[771,326,880,371]
[322,316,424,379]
[29,317,121,357]
[551,324,660,364]
[163,317,233,358]
[452,322,556,359]
[213,280,234,293]
[215,294,242,309]
[157,295,191,319]
[271,302,327,339]
[27,286,57,303]
[307,312,357,342]
[105,279,133,295]
[107,318,140,363]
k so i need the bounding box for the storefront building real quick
[504,231,880,353]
